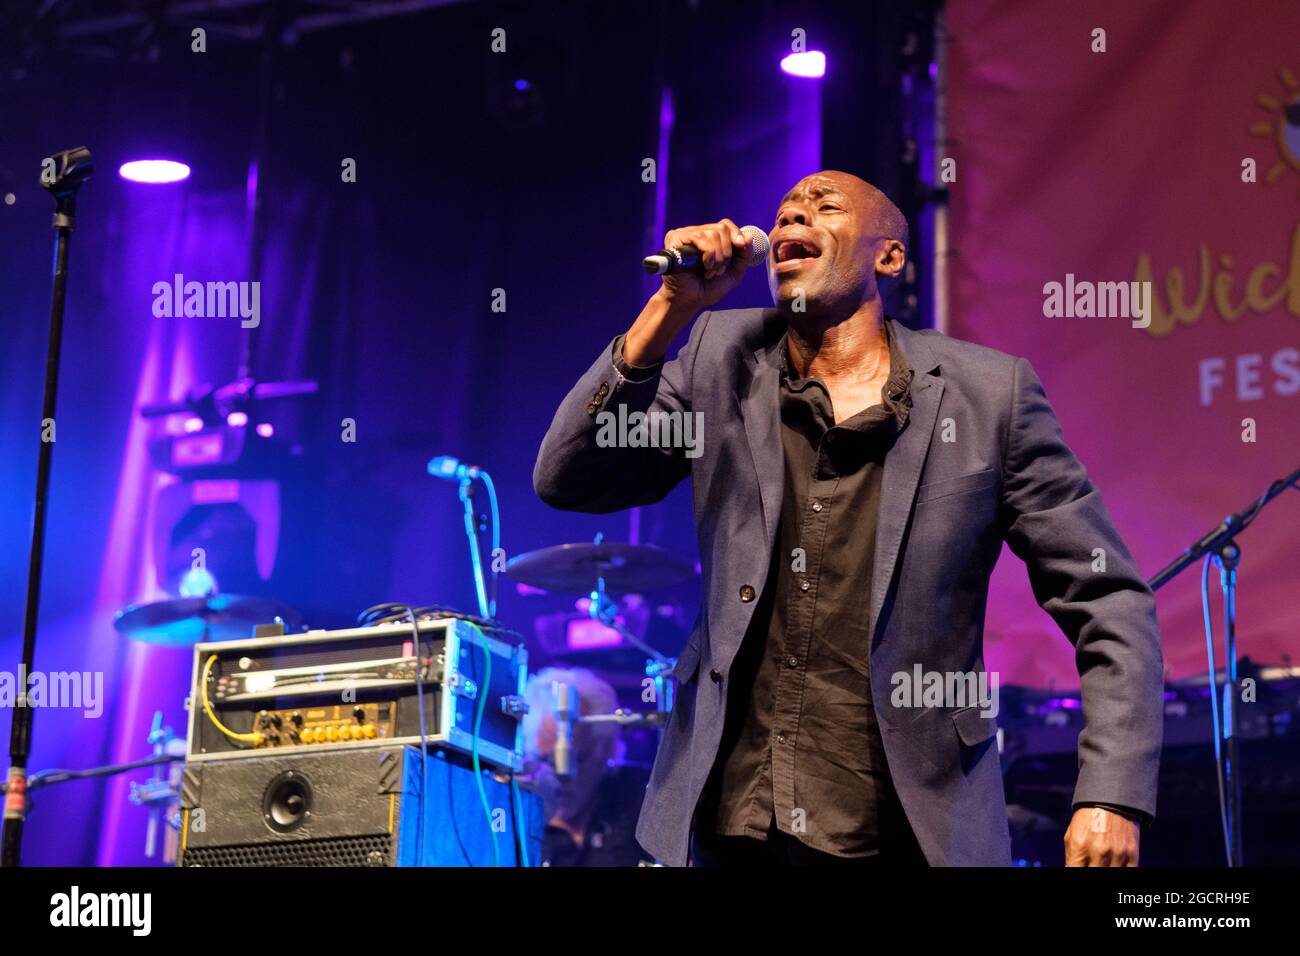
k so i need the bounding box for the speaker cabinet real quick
[178,745,542,866]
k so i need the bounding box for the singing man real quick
[533,171,1163,866]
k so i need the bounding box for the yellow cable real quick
[202,655,264,745]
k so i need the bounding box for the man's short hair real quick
[874,193,909,250]
[864,185,908,299]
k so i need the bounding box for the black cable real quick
[0,753,180,793]
[446,753,472,864]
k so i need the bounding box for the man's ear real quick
[877,239,906,281]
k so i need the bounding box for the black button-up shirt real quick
[697,319,915,858]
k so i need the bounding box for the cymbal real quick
[506,542,695,594]
[113,595,302,646]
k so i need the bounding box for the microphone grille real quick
[741,225,769,267]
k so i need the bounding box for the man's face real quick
[766,172,890,314]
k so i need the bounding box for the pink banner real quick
[947,0,1300,684]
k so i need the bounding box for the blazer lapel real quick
[870,323,944,638]
[741,341,784,551]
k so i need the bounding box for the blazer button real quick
[739,584,755,602]
[709,669,723,684]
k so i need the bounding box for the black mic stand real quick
[2,147,93,868]
[1148,464,1300,867]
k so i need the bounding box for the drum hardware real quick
[126,712,188,861]
[113,593,303,646]
[509,536,698,734]
[0,711,185,860]
[505,537,695,595]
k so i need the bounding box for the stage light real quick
[118,159,191,184]
[178,567,218,598]
[183,416,204,433]
[226,411,248,428]
[256,422,274,438]
[781,51,826,79]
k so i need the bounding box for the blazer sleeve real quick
[533,311,713,513]
[1000,357,1165,818]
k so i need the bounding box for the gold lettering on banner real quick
[1134,222,1300,336]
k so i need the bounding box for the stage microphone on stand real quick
[552,682,579,780]
[427,455,483,481]
[642,224,769,275]
[426,453,498,618]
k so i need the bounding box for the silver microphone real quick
[552,681,579,780]
[642,224,770,275]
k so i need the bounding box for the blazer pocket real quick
[915,467,998,505]
[951,705,998,747]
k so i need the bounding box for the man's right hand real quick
[658,218,754,312]
[624,219,751,367]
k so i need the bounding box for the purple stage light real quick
[118,159,191,184]
[781,51,826,79]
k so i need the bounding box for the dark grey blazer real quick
[534,308,1163,866]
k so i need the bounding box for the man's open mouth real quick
[774,239,822,263]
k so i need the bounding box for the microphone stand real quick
[458,477,491,619]
[1147,464,1300,867]
[3,147,94,867]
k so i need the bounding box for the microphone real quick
[427,455,482,481]
[642,224,769,275]
[552,681,579,780]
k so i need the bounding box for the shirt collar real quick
[780,318,915,426]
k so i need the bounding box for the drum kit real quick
[101,536,697,862]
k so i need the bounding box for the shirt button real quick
[739,584,756,602]
[799,580,810,592]
[709,669,723,684]
[776,733,787,744]
[786,656,799,668]
[811,501,823,513]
